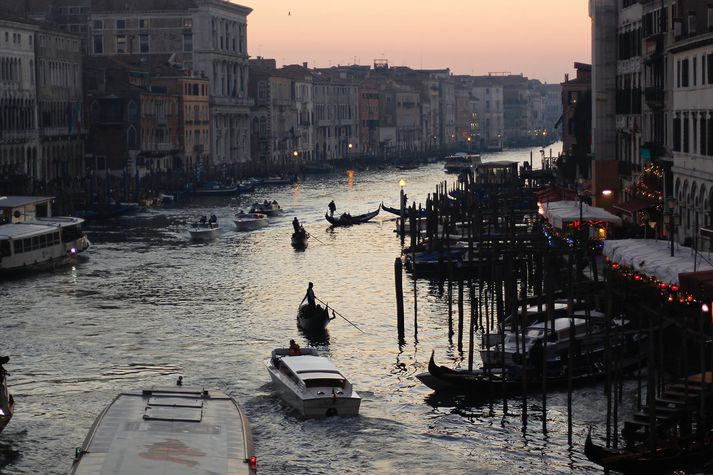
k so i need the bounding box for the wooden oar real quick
[316,297,365,333]
[309,231,325,244]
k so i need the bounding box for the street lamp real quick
[292,150,299,158]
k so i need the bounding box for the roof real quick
[281,355,341,374]
[542,200,622,229]
[0,195,54,209]
[603,239,713,285]
[0,217,83,239]
[70,387,253,475]
[91,0,197,12]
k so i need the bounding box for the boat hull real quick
[297,305,330,330]
[234,218,268,231]
[189,226,219,240]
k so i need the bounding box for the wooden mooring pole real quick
[395,257,405,341]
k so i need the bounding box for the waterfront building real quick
[87,0,252,175]
[497,73,531,147]
[378,80,421,157]
[36,25,84,186]
[559,62,592,184]
[249,59,314,165]
[357,80,380,158]
[453,76,504,152]
[152,74,210,177]
[590,0,619,207]
[313,72,358,161]
[669,1,713,246]
[616,1,644,206]
[0,13,38,194]
[83,56,181,199]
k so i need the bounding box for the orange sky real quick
[244,0,591,84]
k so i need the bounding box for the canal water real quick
[1,144,624,474]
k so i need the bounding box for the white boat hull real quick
[266,358,361,418]
[234,218,268,231]
[189,226,219,240]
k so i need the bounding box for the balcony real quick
[156,143,171,151]
[644,86,664,110]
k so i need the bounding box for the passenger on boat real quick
[199,215,207,224]
[293,217,301,233]
[209,214,218,228]
[176,375,183,386]
[339,213,352,225]
[301,282,316,308]
[263,200,269,206]
[328,200,336,217]
[288,339,301,356]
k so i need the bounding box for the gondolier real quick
[293,217,301,233]
[328,200,336,217]
[301,282,316,308]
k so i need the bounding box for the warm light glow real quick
[467,137,472,142]
[348,143,353,149]
[399,178,406,188]
[602,189,612,197]
[703,303,710,313]
[292,150,299,157]
[597,227,607,240]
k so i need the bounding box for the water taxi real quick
[266,348,361,417]
[443,152,482,174]
[69,386,256,474]
[0,217,90,274]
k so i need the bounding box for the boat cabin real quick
[0,195,55,224]
[475,161,519,186]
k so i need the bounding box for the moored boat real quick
[297,304,331,331]
[0,356,14,434]
[443,152,481,174]
[265,348,361,417]
[325,207,379,227]
[0,217,90,275]
[69,385,256,474]
[188,181,241,197]
[234,212,268,231]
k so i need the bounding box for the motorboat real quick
[69,385,256,474]
[234,212,268,231]
[188,218,219,241]
[262,176,293,185]
[0,217,91,275]
[249,201,283,216]
[443,152,481,174]
[265,348,360,417]
[0,356,14,434]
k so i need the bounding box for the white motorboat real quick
[443,152,481,174]
[265,348,361,418]
[234,211,268,231]
[69,385,256,475]
[189,218,219,240]
[0,216,90,275]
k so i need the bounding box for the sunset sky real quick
[245,0,591,84]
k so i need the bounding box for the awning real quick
[536,186,577,204]
[611,198,658,216]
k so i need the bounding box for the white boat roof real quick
[530,317,588,332]
[70,386,253,475]
[0,195,54,208]
[0,217,84,239]
[280,355,343,376]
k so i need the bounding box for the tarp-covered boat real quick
[325,208,379,226]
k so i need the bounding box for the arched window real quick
[128,100,138,121]
[127,126,137,148]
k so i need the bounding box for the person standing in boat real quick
[301,282,316,309]
[292,217,301,234]
[328,200,336,217]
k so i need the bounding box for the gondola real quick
[297,304,332,331]
[380,202,428,218]
[0,356,14,434]
[417,350,643,395]
[291,229,310,249]
[584,430,713,474]
[325,208,380,226]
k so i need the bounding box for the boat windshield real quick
[304,378,345,388]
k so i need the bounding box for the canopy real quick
[603,239,713,285]
[542,200,622,229]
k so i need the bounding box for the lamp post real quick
[577,177,585,245]
[667,197,677,257]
